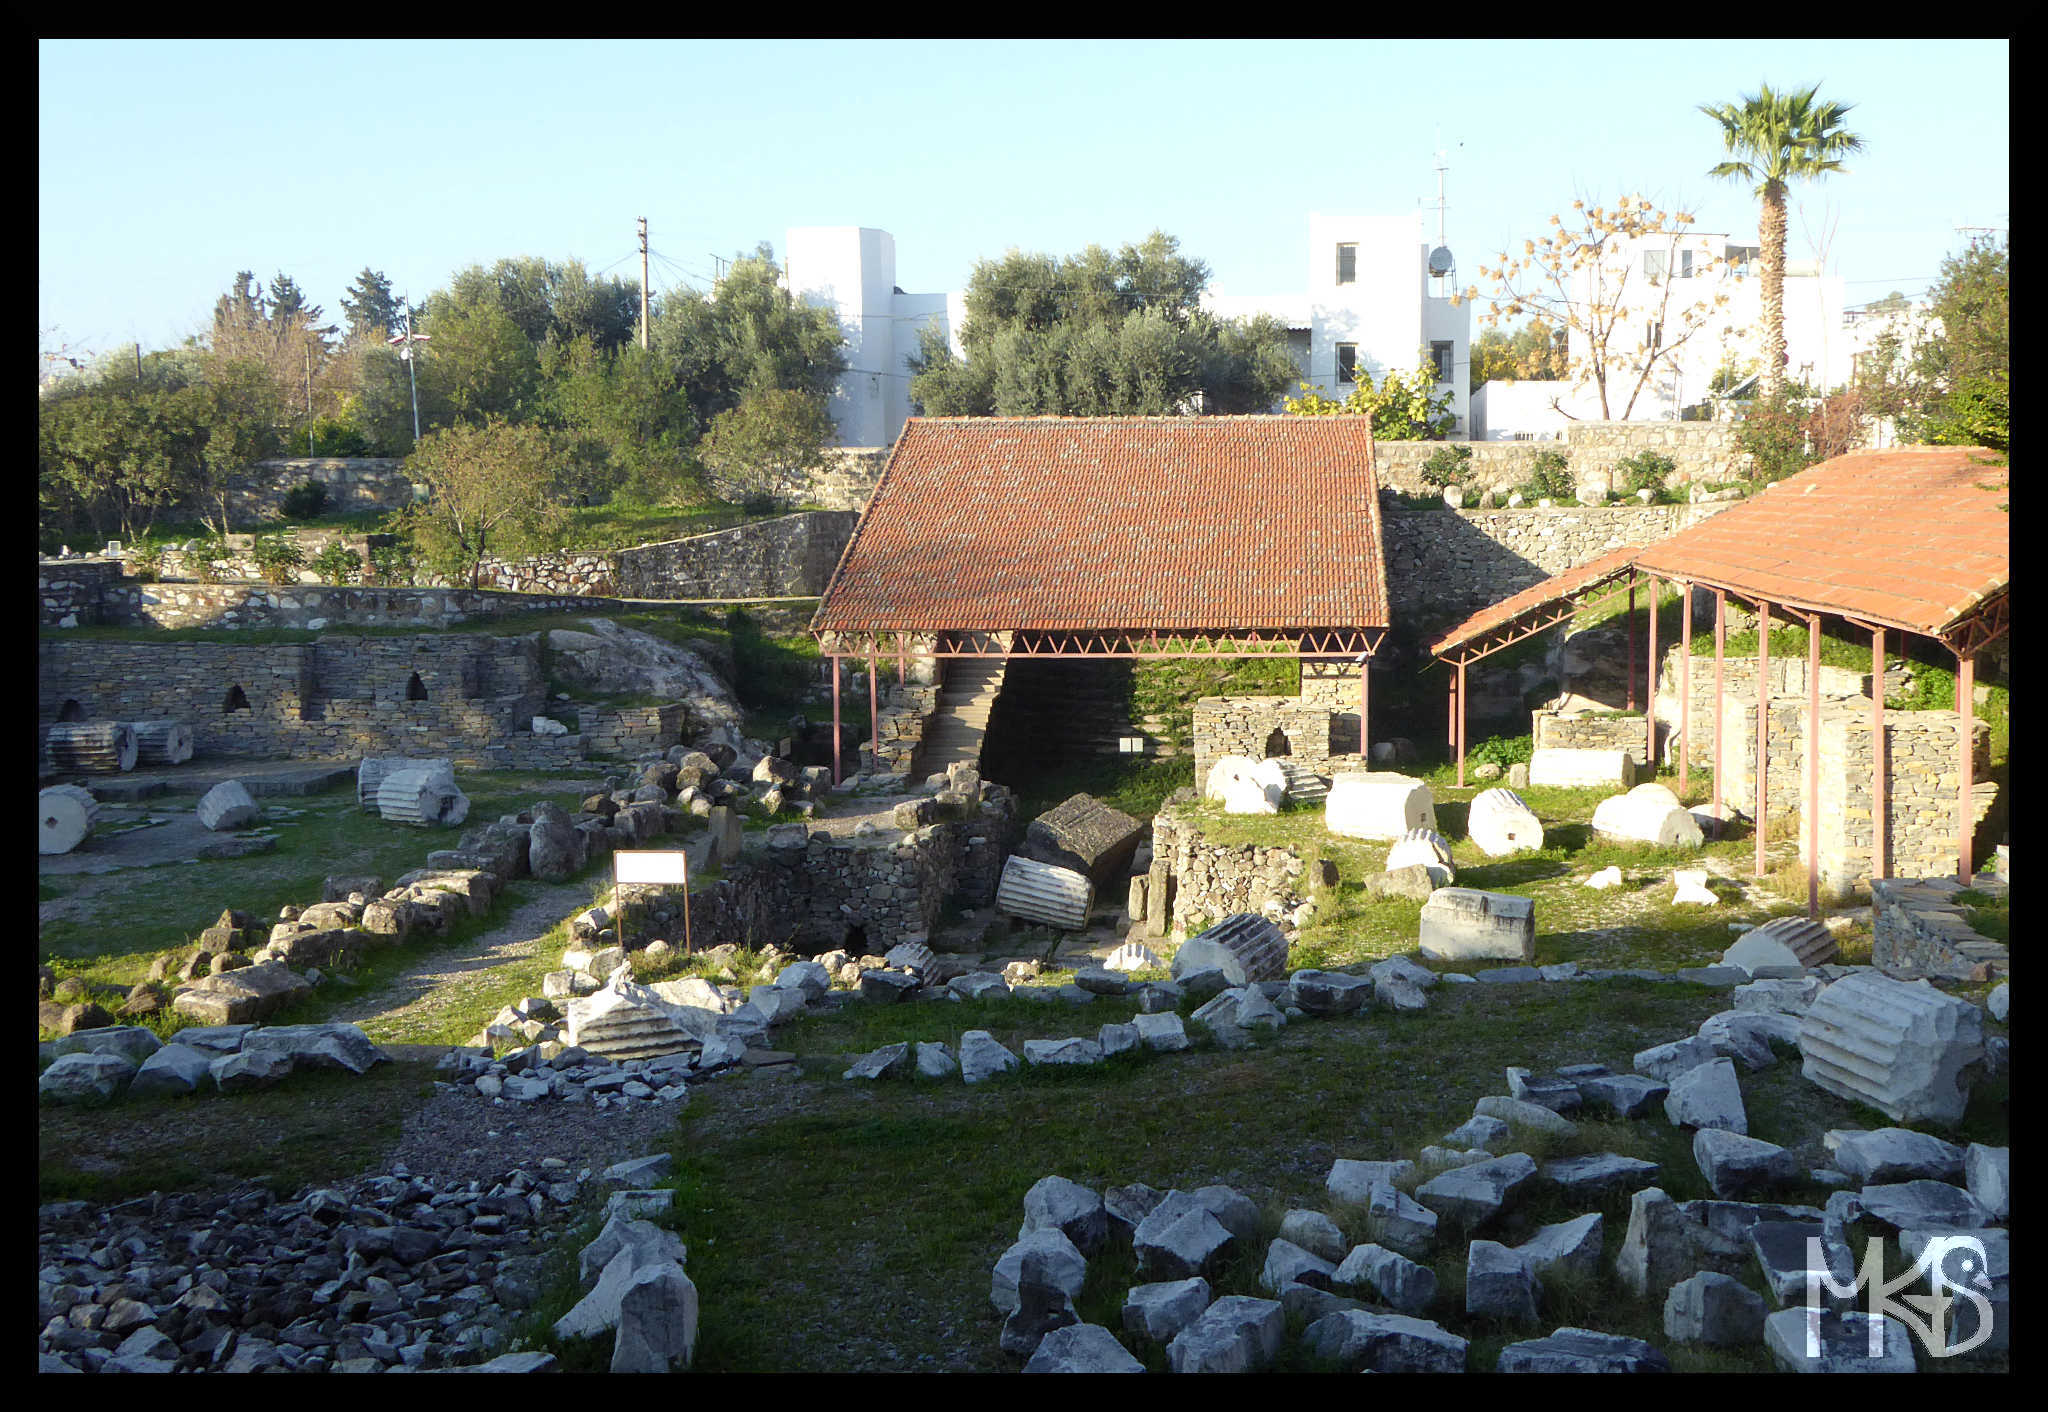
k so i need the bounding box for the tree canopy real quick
[1859,235,2008,453]
[907,231,1298,416]
[1699,82,1862,398]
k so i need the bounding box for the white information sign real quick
[613,850,689,886]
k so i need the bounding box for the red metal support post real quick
[1358,659,1371,761]
[1456,659,1468,788]
[1646,575,1660,772]
[1448,672,1457,748]
[1957,650,1975,882]
[1755,600,1771,879]
[1805,613,1822,921]
[867,652,879,775]
[1679,581,1693,792]
[1871,628,1886,881]
[1626,574,1638,712]
[830,656,842,784]
[1712,590,1726,839]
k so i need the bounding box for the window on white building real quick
[1648,321,1664,350]
[1677,249,1694,278]
[1336,343,1358,383]
[1430,341,1453,382]
[1644,250,1667,279]
[1336,244,1357,285]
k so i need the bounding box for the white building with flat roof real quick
[783,227,964,450]
[1206,211,1471,433]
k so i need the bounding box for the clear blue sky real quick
[39,38,2009,360]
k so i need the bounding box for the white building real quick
[1476,230,1850,440]
[1205,211,1470,433]
[789,214,1470,449]
[783,227,964,450]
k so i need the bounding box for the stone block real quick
[1722,916,1836,974]
[1418,888,1534,963]
[1466,787,1544,855]
[1204,754,1287,814]
[1528,746,1634,790]
[1590,781,1703,847]
[1495,1328,1672,1373]
[1664,1057,1748,1133]
[1019,793,1145,887]
[1300,1310,1468,1373]
[1664,1271,1768,1346]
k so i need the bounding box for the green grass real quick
[507,976,2007,1372]
[37,770,594,1033]
[1009,754,1195,825]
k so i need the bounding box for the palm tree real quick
[1699,83,1863,398]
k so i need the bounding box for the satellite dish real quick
[1428,246,1457,276]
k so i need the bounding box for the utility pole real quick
[388,300,430,446]
[638,217,651,351]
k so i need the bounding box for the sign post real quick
[612,849,693,954]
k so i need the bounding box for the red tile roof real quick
[1427,446,2010,660]
[1429,544,1643,657]
[1632,447,2009,637]
[811,417,1388,634]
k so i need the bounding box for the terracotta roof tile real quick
[1632,447,2009,635]
[811,417,1388,634]
[1430,446,2008,658]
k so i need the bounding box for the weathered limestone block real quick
[1418,888,1534,963]
[1797,973,1984,1125]
[172,961,311,1026]
[358,755,452,810]
[1324,772,1437,841]
[1529,746,1635,790]
[1466,788,1544,856]
[996,856,1094,931]
[1384,826,1454,877]
[197,780,260,831]
[1722,916,1837,974]
[1591,782,1703,848]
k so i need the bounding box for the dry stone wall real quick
[1149,807,1309,943]
[1870,877,2009,981]
[98,581,623,633]
[458,510,857,600]
[182,457,416,522]
[37,558,122,627]
[1382,502,1737,638]
[1532,710,1653,768]
[1818,709,1995,885]
[1192,698,1334,785]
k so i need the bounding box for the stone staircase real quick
[918,656,1008,778]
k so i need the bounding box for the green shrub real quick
[128,539,164,583]
[190,538,232,584]
[1466,733,1533,770]
[281,479,329,520]
[367,540,416,586]
[305,415,374,458]
[1526,448,1574,501]
[1736,389,1814,485]
[251,534,307,585]
[1419,443,1472,490]
[310,541,363,585]
[1615,450,1676,498]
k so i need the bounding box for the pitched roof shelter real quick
[810,416,1389,659]
[1427,446,2010,904]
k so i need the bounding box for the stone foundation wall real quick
[1531,709,1653,767]
[1382,501,1737,639]
[803,447,891,511]
[1150,807,1310,943]
[579,704,687,761]
[1869,877,2009,982]
[1655,644,1877,760]
[1192,697,1334,785]
[38,558,123,627]
[686,793,1018,954]
[862,684,942,777]
[37,633,599,769]
[1818,708,1995,885]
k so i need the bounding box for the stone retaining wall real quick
[1149,808,1310,944]
[1373,421,1748,496]
[1818,709,1995,885]
[863,684,942,777]
[459,510,857,600]
[1382,501,1737,638]
[181,457,416,522]
[1870,876,2009,981]
[98,581,623,633]
[578,704,688,760]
